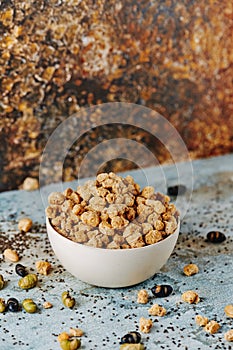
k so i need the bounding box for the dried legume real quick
[7,297,19,312]
[120,331,141,344]
[207,231,226,243]
[15,263,28,277]
[22,299,37,313]
[18,273,37,289]
[0,298,6,313]
[58,333,70,342]
[167,185,186,196]
[0,274,5,290]
[151,284,173,298]
[59,339,81,350]
[120,345,145,350]
[62,291,75,308]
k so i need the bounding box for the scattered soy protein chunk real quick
[137,289,149,304]
[224,305,233,318]
[182,290,200,304]
[43,301,53,309]
[225,329,233,342]
[204,320,220,334]
[195,315,209,326]
[18,217,33,232]
[3,248,19,262]
[183,263,199,276]
[148,303,167,316]
[139,317,153,333]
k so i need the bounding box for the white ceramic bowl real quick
[46,217,180,288]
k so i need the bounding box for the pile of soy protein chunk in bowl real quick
[46,172,180,249]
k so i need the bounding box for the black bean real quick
[120,331,141,344]
[15,263,28,277]
[207,231,226,243]
[151,284,173,298]
[7,298,19,312]
[167,185,186,196]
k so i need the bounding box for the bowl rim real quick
[46,216,180,253]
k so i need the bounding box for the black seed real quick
[7,298,19,312]
[151,284,173,298]
[207,231,226,243]
[120,331,141,344]
[15,264,28,277]
[167,185,186,196]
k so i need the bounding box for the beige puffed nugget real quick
[43,301,53,309]
[139,317,153,333]
[183,263,199,276]
[48,192,65,205]
[141,186,154,199]
[69,328,84,337]
[47,172,179,249]
[80,211,100,227]
[145,230,163,245]
[204,320,220,334]
[182,290,200,304]
[18,217,33,232]
[35,261,51,275]
[224,305,233,318]
[148,303,166,317]
[22,177,39,191]
[195,315,209,326]
[3,248,19,262]
[224,329,233,342]
[137,289,149,304]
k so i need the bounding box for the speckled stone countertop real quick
[0,154,233,350]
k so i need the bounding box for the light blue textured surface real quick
[0,154,233,350]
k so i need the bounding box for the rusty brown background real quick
[0,0,232,191]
